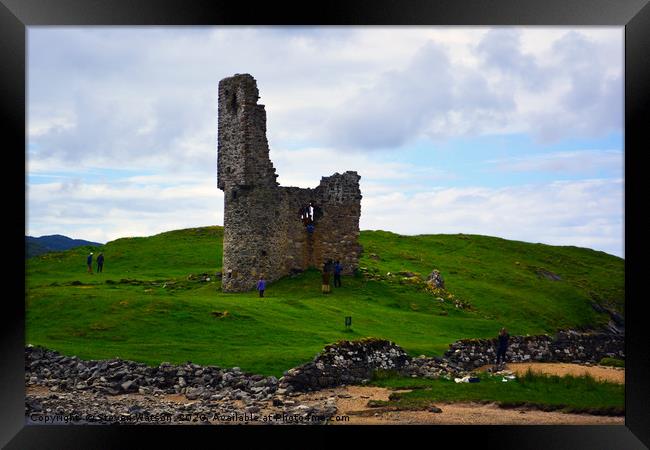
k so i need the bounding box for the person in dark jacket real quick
[87,252,93,274]
[257,276,266,298]
[495,327,509,367]
[334,260,342,287]
[96,253,104,273]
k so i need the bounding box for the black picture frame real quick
[2,0,648,448]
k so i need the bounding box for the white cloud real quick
[270,147,450,189]
[361,178,623,257]
[28,27,623,164]
[27,177,224,243]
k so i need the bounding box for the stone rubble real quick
[278,338,412,392]
[25,346,334,425]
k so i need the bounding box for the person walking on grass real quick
[257,276,266,298]
[495,327,509,368]
[87,252,93,274]
[334,260,342,288]
[96,252,104,273]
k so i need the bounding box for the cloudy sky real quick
[27,27,624,257]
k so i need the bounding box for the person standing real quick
[257,276,266,298]
[300,205,309,225]
[495,327,509,368]
[87,252,93,274]
[321,270,331,294]
[96,252,104,273]
[334,260,342,288]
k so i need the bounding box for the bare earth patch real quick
[294,385,624,425]
[479,362,625,384]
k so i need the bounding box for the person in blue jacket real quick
[257,276,266,298]
[86,252,93,274]
[334,260,343,287]
[96,253,105,273]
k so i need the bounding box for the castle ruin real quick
[217,74,362,292]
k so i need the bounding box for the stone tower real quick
[217,74,362,292]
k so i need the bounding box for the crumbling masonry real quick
[217,74,362,292]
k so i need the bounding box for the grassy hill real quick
[25,226,624,377]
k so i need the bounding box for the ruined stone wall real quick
[443,331,625,370]
[217,74,362,292]
[279,339,411,392]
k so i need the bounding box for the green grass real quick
[368,369,624,415]
[599,357,625,368]
[26,226,624,377]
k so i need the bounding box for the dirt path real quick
[293,386,624,425]
[479,362,625,384]
[294,363,625,425]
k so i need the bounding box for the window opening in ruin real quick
[229,92,237,113]
[260,250,267,257]
[232,190,238,200]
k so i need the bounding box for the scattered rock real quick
[426,270,445,289]
[187,273,211,282]
[535,268,561,281]
[121,380,136,392]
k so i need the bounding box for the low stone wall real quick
[26,346,279,404]
[551,330,624,363]
[25,346,342,424]
[278,338,411,392]
[402,356,467,379]
[444,331,624,370]
[27,330,624,403]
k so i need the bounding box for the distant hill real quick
[26,235,103,258]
